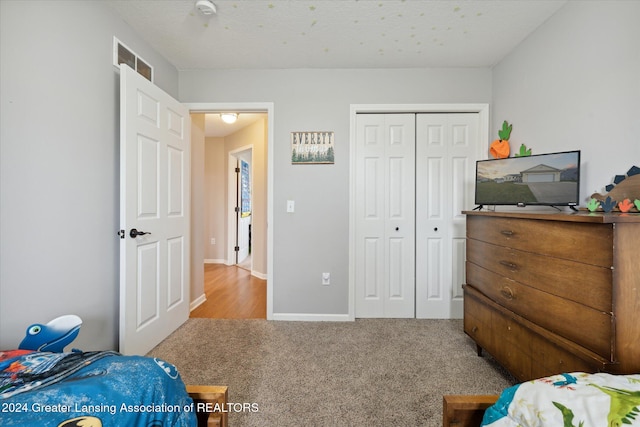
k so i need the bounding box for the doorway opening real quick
[188,103,273,320]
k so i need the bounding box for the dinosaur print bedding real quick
[482,372,640,427]
[0,349,197,426]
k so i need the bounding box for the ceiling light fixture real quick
[195,0,217,16]
[220,113,238,124]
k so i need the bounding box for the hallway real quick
[190,263,267,319]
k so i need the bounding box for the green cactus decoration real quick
[587,198,600,212]
[515,143,532,157]
[498,121,512,140]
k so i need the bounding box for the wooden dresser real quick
[463,210,640,382]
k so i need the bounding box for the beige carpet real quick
[147,318,516,426]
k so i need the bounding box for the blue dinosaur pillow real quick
[18,315,82,352]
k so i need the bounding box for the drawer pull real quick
[499,260,518,270]
[500,230,514,237]
[472,326,478,333]
[500,287,515,300]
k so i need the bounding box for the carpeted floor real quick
[147,318,516,426]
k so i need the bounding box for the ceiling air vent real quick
[113,37,153,82]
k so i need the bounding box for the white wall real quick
[0,1,179,350]
[204,136,227,262]
[179,68,492,316]
[492,1,640,203]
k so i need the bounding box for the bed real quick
[444,372,640,427]
[0,349,228,427]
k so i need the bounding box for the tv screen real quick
[475,150,580,207]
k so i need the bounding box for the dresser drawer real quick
[464,286,531,381]
[466,262,613,358]
[490,310,532,380]
[467,239,612,312]
[465,285,610,381]
[463,288,493,352]
[467,216,613,267]
[529,333,607,378]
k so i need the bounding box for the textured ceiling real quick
[107,0,567,70]
[109,0,566,137]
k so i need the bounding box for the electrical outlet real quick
[322,272,330,285]
[211,238,216,245]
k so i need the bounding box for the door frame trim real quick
[348,103,490,321]
[186,102,274,320]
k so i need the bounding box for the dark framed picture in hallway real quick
[291,131,335,164]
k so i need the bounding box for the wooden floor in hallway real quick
[190,263,267,319]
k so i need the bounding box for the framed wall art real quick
[291,131,334,164]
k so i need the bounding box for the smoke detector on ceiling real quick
[195,0,217,16]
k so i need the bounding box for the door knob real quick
[129,228,151,238]
[434,227,438,231]
[395,227,399,231]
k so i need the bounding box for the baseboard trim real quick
[190,293,207,311]
[205,259,267,281]
[251,270,267,280]
[271,313,352,322]
[204,259,227,264]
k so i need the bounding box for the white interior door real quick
[355,114,415,318]
[237,216,251,264]
[119,64,191,355]
[415,113,479,318]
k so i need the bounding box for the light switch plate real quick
[322,272,330,285]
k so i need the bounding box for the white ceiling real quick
[107,0,567,136]
[107,0,567,70]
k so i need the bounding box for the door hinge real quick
[235,167,240,173]
[235,206,240,213]
[234,246,240,252]
[117,229,125,239]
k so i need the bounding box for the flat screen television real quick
[474,150,580,209]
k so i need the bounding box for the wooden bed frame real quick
[186,385,229,427]
[187,388,494,427]
[443,395,498,427]
[187,387,492,427]
[189,388,492,427]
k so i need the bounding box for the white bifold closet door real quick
[415,113,479,319]
[355,112,479,319]
[355,114,416,318]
